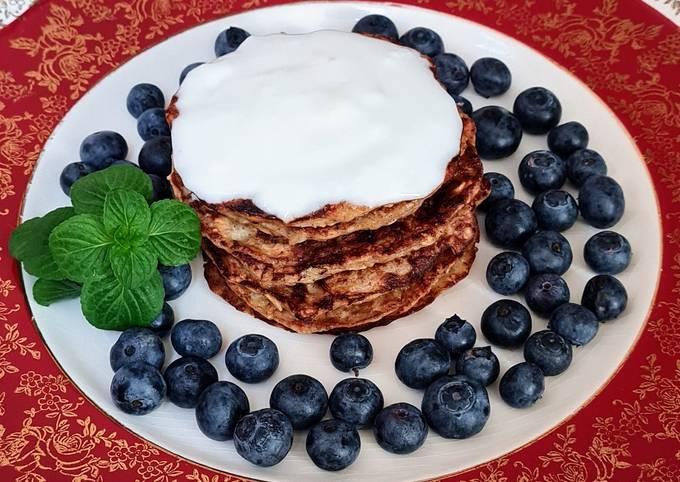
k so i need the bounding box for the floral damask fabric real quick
[0,1,679,481]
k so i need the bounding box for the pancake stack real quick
[169,113,489,333]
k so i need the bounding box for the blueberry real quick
[306,419,360,471]
[513,86,562,134]
[548,303,599,346]
[171,319,222,359]
[110,362,166,415]
[159,264,191,300]
[523,330,572,376]
[352,14,398,41]
[434,53,469,96]
[547,121,589,158]
[566,149,607,187]
[499,362,544,408]
[453,95,473,116]
[578,175,625,229]
[435,314,476,356]
[481,299,532,348]
[399,27,444,57]
[149,174,174,202]
[79,131,128,170]
[138,136,172,177]
[455,346,500,386]
[373,402,428,455]
[584,231,631,274]
[126,83,164,119]
[421,375,490,439]
[485,198,537,248]
[395,338,451,389]
[60,162,93,195]
[148,302,174,337]
[532,190,578,231]
[485,251,530,295]
[472,106,523,159]
[521,230,573,275]
[137,108,170,141]
[233,408,293,467]
[518,150,567,194]
[110,328,165,372]
[225,334,279,383]
[470,57,511,97]
[179,62,204,85]
[479,172,514,211]
[524,273,570,316]
[581,275,628,321]
[328,378,384,427]
[270,374,328,430]
[214,26,250,57]
[329,333,373,374]
[163,356,218,408]
[195,381,249,441]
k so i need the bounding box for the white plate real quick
[22,2,660,481]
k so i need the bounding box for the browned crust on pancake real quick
[202,214,478,310]
[203,243,477,334]
[211,227,478,325]
[205,203,479,287]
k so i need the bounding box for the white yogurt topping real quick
[172,30,462,221]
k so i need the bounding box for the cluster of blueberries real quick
[82,12,632,472]
[110,313,440,470]
[378,17,631,411]
[59,93,174,201]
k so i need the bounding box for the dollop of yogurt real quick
[172,30,462,221]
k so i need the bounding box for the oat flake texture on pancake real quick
[168,31,489,333]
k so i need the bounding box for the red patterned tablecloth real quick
[0,1,679,480]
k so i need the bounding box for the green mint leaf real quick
[70,165,152,216]
[49,214,113,282]
[103,189,151,241]
[110,243,157,288]
[147,200,201,266]
[80,269,164,330]
[9,207,75,280]
[33,279,81,306]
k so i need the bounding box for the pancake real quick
[169,113,477,239]
[178,118,487,331]
[204,242,478,334]
[202,214,478,307]
[203,204,479,287]
[168,33,489,334]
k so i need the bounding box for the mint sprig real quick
[70,164,152,216]
[103,189,150,242]
[10,165,201,330]
[33,279,81,306]
[81,268,164,331]
[49,214,113,282]
[109,243,157,289]
[148,199,201,265]
[9,207,75,280]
